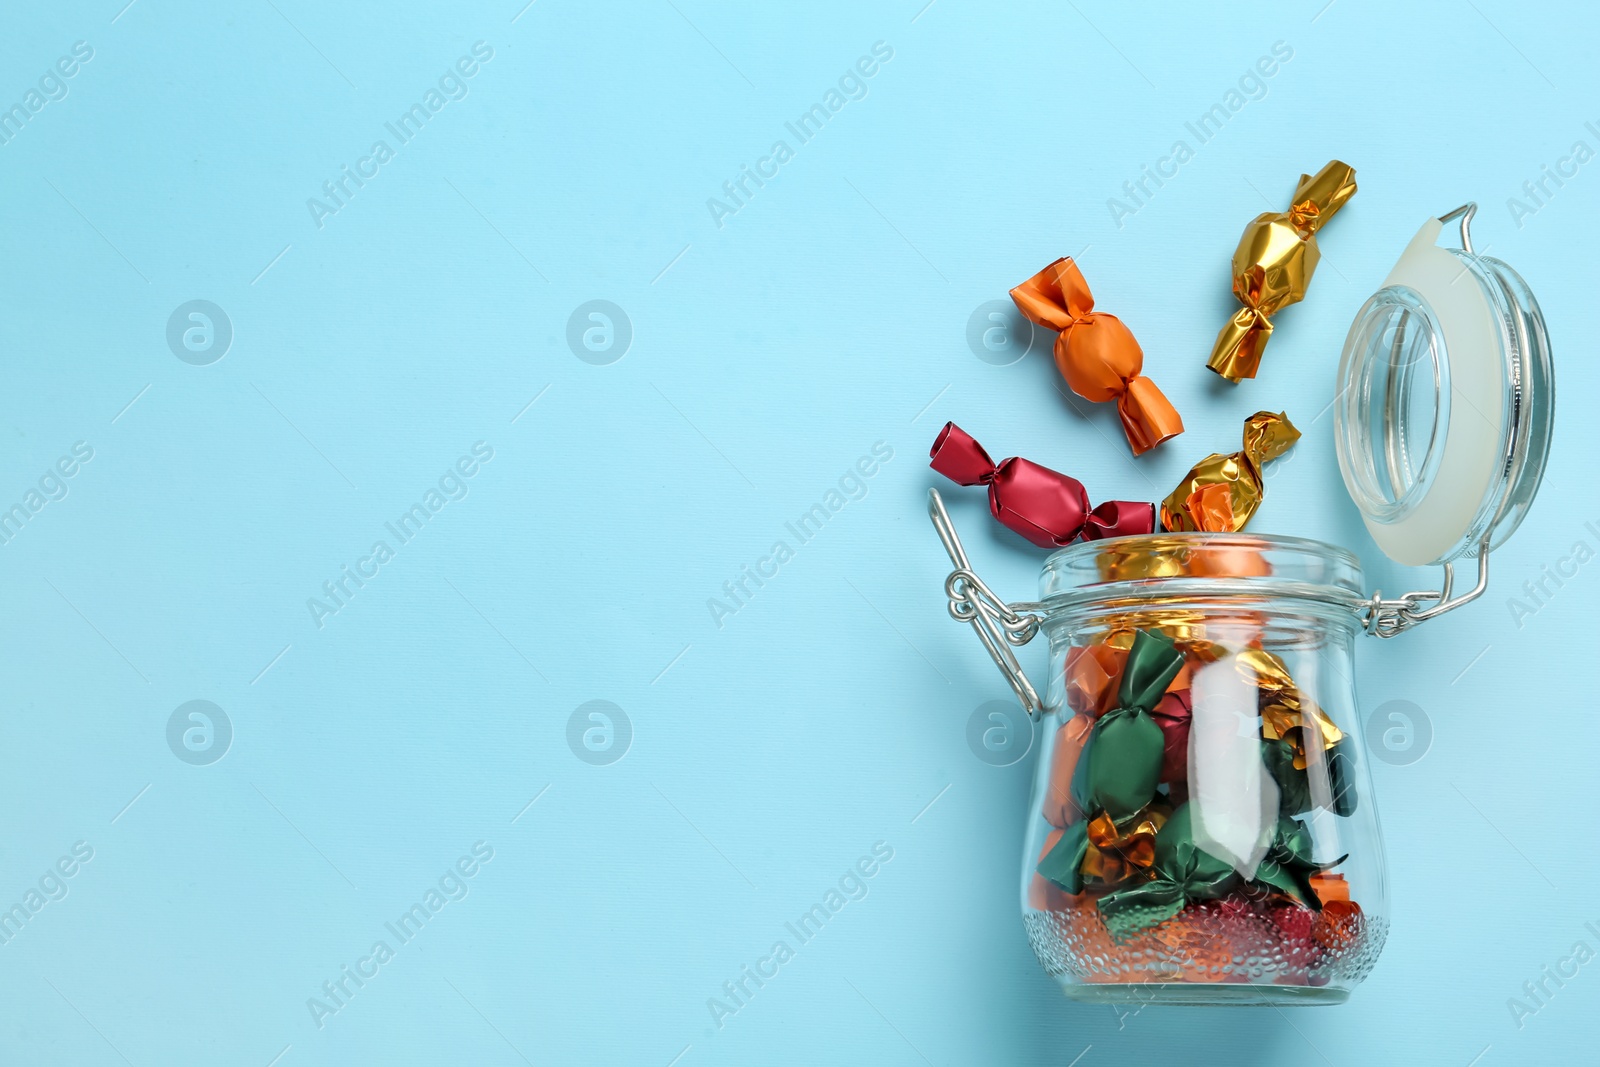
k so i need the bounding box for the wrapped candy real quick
[1063,634,1191,722]
[1036,819,1091,894]
[1150,689,1192,784]
[1325,739,1359,817]
[1314,899,1364,952]
[1244,644,1359,817]
[1096,807,1347,943]
[1081,804,1170,886]
[1064,645,1128,716]
[1083,629,1188,820]
[1237,646,1296,693]
[1010,257,1184,455]
[930,422,1156,548]
[1309,872,1351,905]
[1029,829,1081,911]
[1166,659,1195,693]
[1261,734,1358,819]
[1036,802,1170,894]
[1265,901,1321,983]
[1207,160,1358,382]
[1160,411,1300,532]
[1253,816,1345,910]
[1238,645,1331,726]
[1092,540,1190,582]
[1096,803,1236,942]
[1163,896,1259,982]
[1090,538,1275,582]
[1040,714,1095,827]
[1261,737,1313,817]
[1255,668,1343,767]
[1261,699,1342,766]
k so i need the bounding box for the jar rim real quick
[1037,532,1366,617]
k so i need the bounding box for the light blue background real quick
[0,0,1594,1063]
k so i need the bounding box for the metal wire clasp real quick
[928,488,1046,718]
[1359,531,1492,637]
[1439,201,1477,255]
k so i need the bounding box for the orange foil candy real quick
[1063,644,1128,716]
[1011,257,1184,456]
[1309,873,1351,906]
[1041,714,1095,828]
[1312,899,1363,952]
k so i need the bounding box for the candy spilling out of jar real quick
[928,412,1299,552]
[1161,411,1301,533]
[1030,627,1366,983]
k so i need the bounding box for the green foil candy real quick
[1252,815,1346,909]
[1261,736,1358,818]
[1262,738,1312,816]
[1084,630,1187,821]
[1328,738,1358,817]
[1036,820,1090,894]
[1097,802,1235,942]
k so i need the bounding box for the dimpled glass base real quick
[1022,901,1388,1006]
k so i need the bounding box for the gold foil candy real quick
[1237,647,1295,694]
[1082,804,1171,886]
[1242,648,1344,767]
[1207,161,1357,382]
[1160,411,1301,533]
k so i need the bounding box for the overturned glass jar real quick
[930,204,1552,1006]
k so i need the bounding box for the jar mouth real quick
[1038,532,1365,616]
[1336,284,1451,526]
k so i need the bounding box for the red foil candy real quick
[1150,689,1193,784]
[929,423,1156,548]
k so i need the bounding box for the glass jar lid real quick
[1334,204,1553,567]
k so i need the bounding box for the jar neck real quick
[1038,533,1367,633]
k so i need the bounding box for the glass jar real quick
[1023,534,1380,1005]
[929,203,1552,1006]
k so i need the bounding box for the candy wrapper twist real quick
[1160,411,1300,533]
[1010,257,1184,455]
[1207,161,1357,382]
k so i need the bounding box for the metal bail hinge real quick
[927,488,1046,718]
[1360,532,1492,638]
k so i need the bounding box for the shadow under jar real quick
[928,202,1552,1007]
